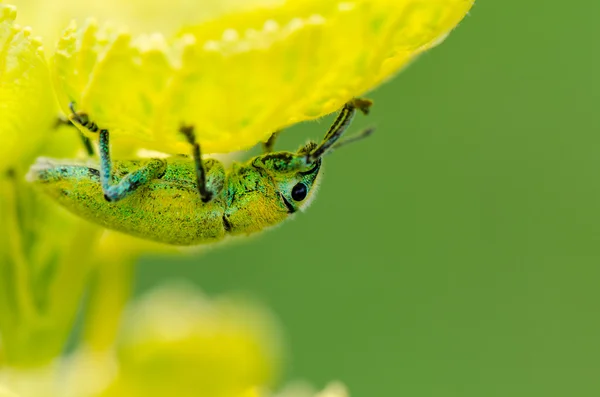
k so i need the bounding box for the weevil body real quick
[28,99,373,246]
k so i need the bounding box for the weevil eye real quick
[291,183,308,201]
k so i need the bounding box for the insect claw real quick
[54,115,71,129]
[179,124,197,145]
[201,192,213,203]
[351,98,373,115]
[68,101,97,131]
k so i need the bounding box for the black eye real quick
[291,183,308,201]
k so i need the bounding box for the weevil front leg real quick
[180,125,225,203]
[69,103,166,202]
[306,98,372,163]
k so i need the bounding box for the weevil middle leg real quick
[180,125,225,203]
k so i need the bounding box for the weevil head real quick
[251,121,375,215]
[279,141,323,212]
[251,107,374,217]
[252,141,323,214]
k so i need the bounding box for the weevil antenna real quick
[329,127,375,152]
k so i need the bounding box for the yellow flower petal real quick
[52,0,473,155]
[236,387,263,397]
[0,4,55,171]
[0,4,103,368]
[314,383,348,397]
[9,0,285,46]
[273,382,349,397]
[0,385,20,397]
[102,283,282,397]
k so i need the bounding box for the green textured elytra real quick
[27,99,373,246]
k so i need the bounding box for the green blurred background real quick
[136,1,600,396]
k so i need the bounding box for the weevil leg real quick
[262,131,281,153]
[98,129,166,202]
[306,98,372,163]
[180,125,222,203]
[79,135,95,157]
[69,102,100,133]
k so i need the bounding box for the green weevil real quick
[27,98,374,246]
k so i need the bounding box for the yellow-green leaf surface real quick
[0,4,55,171]
[53,0,473,155]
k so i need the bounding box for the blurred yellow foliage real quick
[102,284,281,397]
